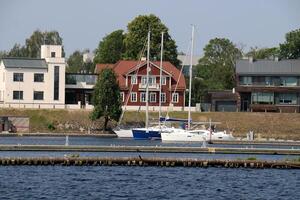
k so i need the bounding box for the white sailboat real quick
[161,26,235,142]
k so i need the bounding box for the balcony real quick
[65,74,97,89]
[139,83,160,90]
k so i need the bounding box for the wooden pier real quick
[0,145,300,155]
[0,156,299,169]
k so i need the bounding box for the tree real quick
[94,30,125,64]
[123,14,179,66]
[90,68,122,131]
[195,38,242,91]
[280,28,300,59]
[67,50,84,73]
[0,51,7,59]
[246,47,279,59]
[25,30,64,58]
[7,44,27,57]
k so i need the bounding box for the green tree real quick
[246,47,279,59]
[67,50,83,73]
[94,30,125,64]
[7,44,27,57]
[90,68,122,131]
[280,28,300,59]
[0,51,7,59]
[195,38,242,91]
[123,14,179,66]
[25,30,64,58]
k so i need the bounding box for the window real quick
[239,76,252,85]
[252,92,274,104]
[160,93,166,103]
[150,93,156,103]
[34,73,44,82]
[120,92,124,102]
[277,93,297,104]
[33,91,44,100]
[141,76,156,86]
[141,76,147,85]
[54,66,59,100]
[13,91,23,100]
[131,75,137,84]
[140,92,146,102]
[130,92,137,102]
[161,77,166,85]
[13,73,23,82]
[280,77,298,86]
[172,93,179,103]
[51,52,56,58]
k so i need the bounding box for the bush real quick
[47,122,55,131]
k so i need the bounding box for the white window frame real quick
[161,76,166,85]
[172,93,179,103]
[130,92,137,102]
[131,75,137,85]
[149,76,156,86]
[150,92,156,103]
[160,93,166,103]
[140,92,146,102]
[120,92,124,102]
[141,76,147,85]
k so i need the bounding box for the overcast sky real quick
[0,0,299,57]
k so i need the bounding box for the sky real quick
[0,0,300,57]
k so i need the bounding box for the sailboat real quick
[132,31,165,140]
[161,26,235,142]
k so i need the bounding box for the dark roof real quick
[1,58,47,69]
[236,59,300,75]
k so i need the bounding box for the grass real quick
[0,108,300,140]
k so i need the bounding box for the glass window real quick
[239,76,252,85]
[149,76,156,86]
[252,92,274,104]
[34,73,44,82]
[280,77,297,86]
[277,93,297,104]
[150,93,156,103]
[141,76,147,85]
[131,75,137,84]
[34,91,44,100]
[13,73,23,82]
[172,93,179,103]
[120,92,124,102]
[13,91,23,100]
[160,93,166,103]
[161,77,166,85]
[51,52,56,58]
[54,66,59,100]
[130,92,137,102]
[140,92,146,102]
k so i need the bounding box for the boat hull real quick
[132,128,161,140]
[114,129,133,138]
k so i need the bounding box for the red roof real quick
[96,60,186,90]
[94,63,115,73]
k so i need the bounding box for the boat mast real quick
[188,25,194,130]
[159,32,164,128]
[146,30,150,129]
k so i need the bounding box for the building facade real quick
[0,45,66,108]
[236,58,300,113]
[95,60,186,109]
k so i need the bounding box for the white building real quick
[0,45,66,108]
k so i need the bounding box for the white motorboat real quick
[161,128,234,142]
[114,128,133,138]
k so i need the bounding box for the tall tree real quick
[7,44,27,57]
[246,47,279,59]
[90,68,122,131]
[67,50,84,73]
[280,28,300,59]
[123,14,179,66]
[195,38,242,91]
[94,30,125,64]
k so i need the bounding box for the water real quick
[0,166,298,199]
[0,136,298,149]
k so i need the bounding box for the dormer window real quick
[51,52,56,58]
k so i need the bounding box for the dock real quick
[0,145,300,155]
[0,156,299,169]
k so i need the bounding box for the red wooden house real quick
[95,60,186,107]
